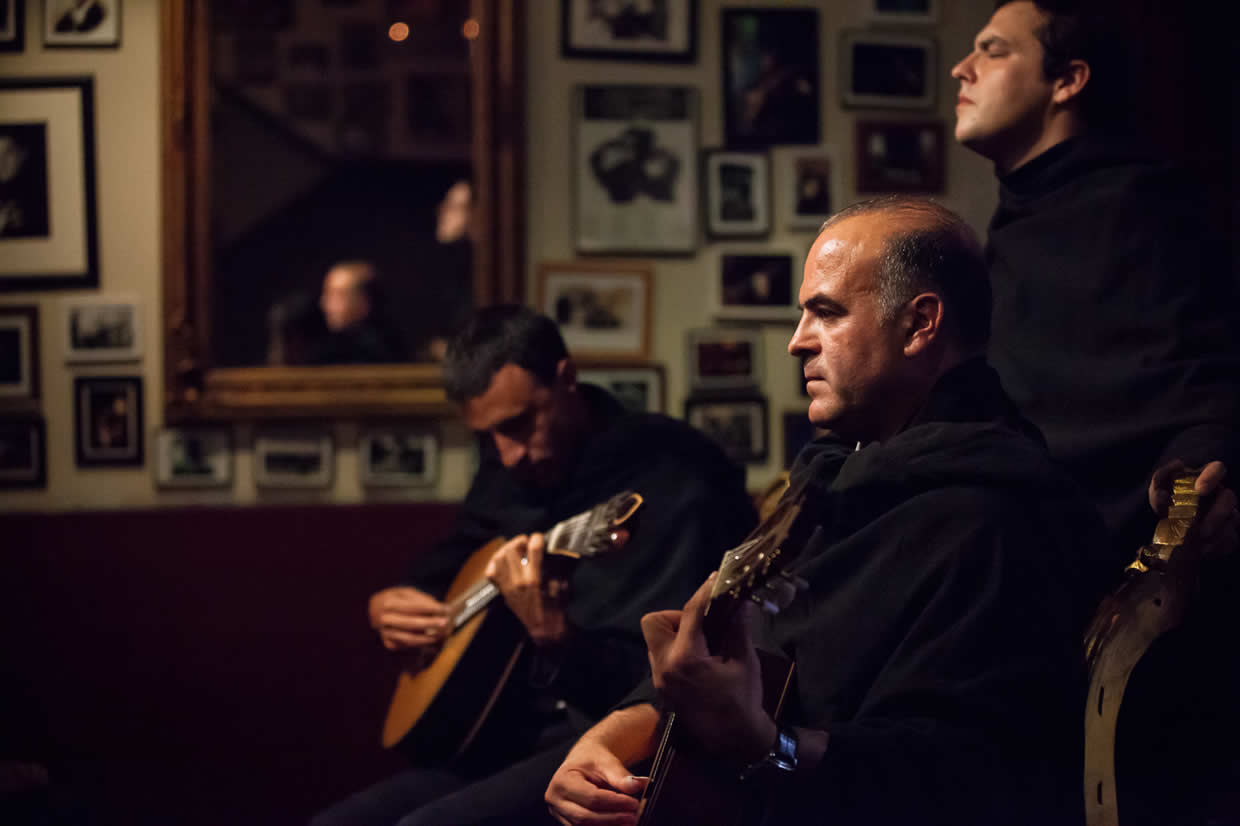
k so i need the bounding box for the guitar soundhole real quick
[1097,685,1104,716]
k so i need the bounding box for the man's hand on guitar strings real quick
[487,533,572,645]
[641,573,777,768]
[1149,459,1239,559]
[367,586,449,653]
[545,736,648,826]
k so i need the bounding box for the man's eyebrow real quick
[977,34,1008,50]
[799,295,846,315]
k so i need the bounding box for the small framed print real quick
[578,364,666,414]
[254,430,334,489]
[714,252,798,322]
[841,31,937,110]
[0,418,46,489]
[871,0,938,24]
[856,120,945,194]
[0,0,25,53]
[359,428,439,487]
[539,261,652,362]
[62,296,141,362]
[687,327,762,392]
[74,376,143,467]
[722,8,819,148]
[44,0,121,48]
[685,394,768,464]
[574,85,698,255]
[0,77,99,292]
[0,305,40,404]
[561,0,696,63]
[154,427,232,489]
[703,150,770,239]
[783,147,843,232]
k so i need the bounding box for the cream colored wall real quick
[526,0,999,492]
[1,0,1000,513]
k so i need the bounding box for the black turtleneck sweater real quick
[986,135,1240,564]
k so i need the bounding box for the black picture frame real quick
[722,8,820,148]
[43,0,121,48]
[0,417,46,488]
[841,30,936,110]
[561,0,697,63]
[702,149,770,239]
[74,376,144,467]
[856,120,945,194]
[685,394,769,464]
[714,252,798,322]
[0,0,25,52]
[0,77,99,292]
[0,304,40,405]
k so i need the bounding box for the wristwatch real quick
[738,726,799,782]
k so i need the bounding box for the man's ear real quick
[555,357,578,391]
[1052,59,1090,106]
[902,293,944,356]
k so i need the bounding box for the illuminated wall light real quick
[462,19,480,40]
[389,21,410,42]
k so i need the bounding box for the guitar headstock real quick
[709,478,817,616]
[545,490,644,560]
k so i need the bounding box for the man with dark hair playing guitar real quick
[312,305,756,826]
[546,198,1112,826]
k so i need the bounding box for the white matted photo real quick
[539,261,652,362]
[254,430,333,488]
[62,296,141,362]
[155,427,232,488]
[714,252,799,322]
[841,30,937,110]
[686,327,762,392]
[574,85,698,255]
[360,428,439,487]
[0,305,40,403]
[703,150,770,239]
[781,146,844,231]
[870,0,938,24]
[44,0,121,48]
[578,364,665,414]
[684,395,768,464]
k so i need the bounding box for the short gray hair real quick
[818,197,992,351]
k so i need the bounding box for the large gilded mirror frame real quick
[161,0,524,421]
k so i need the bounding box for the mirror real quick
[161,0,523,419]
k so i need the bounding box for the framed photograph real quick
[685,395,768,464]
[782,410,823,469]
[574,85,698,255]
[870,0,938,24]
[687,327,762,392]
[0,417,46,488]
[538,261,652,362]
[703,150,770,239]
[841,30,937,110]
[714,253,798,322]
[254,430,334,488]
[0,0,25,52]
[74,376,143,467]
[722,8,819,148]
[578,364,665,414]
[782,147,843,231]
[0,77,98,292]
[561,0,696,63]
[856,120,945,193]
[44,0,121,48]
[62,296,142,362]
[359,428,439,487]
[0,305,40,403]
[154,427,232,489]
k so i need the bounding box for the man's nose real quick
[951,53,974,81]
[787,314,816,357]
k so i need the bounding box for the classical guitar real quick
[381,490,643,764]
[1082,472,1206,826]
[636,476,821,826]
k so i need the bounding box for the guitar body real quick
[381,538,527,764]
[638,651,796,826]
